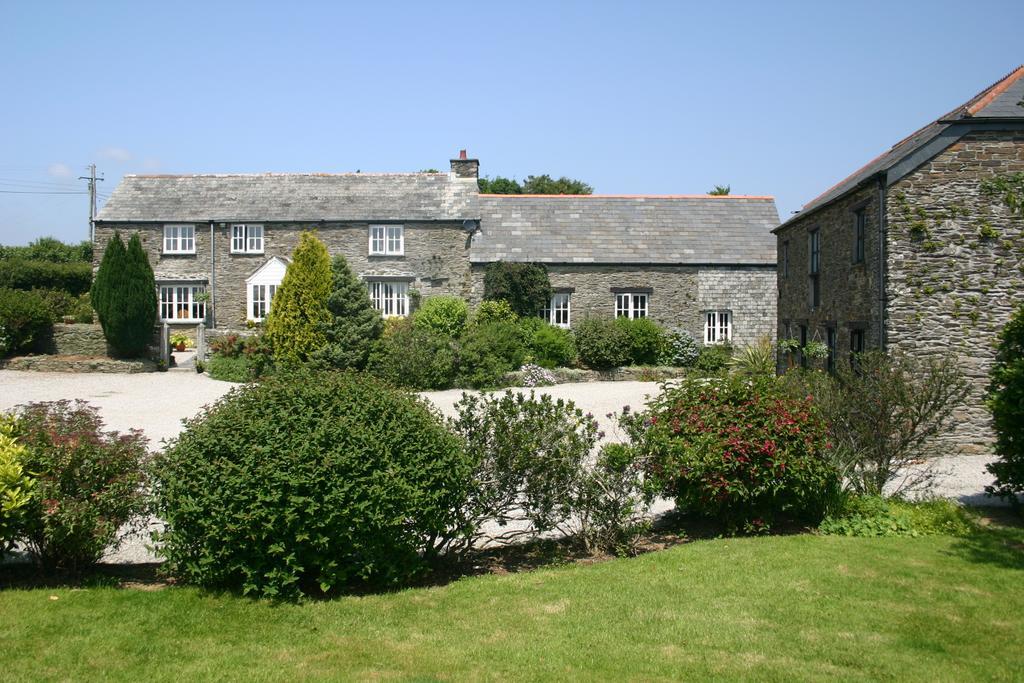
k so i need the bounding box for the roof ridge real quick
[124,172,449,178]
[964,64,1024,117]
[481,193,775,199]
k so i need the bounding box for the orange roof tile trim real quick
[966,65,1024,116]
[480,193,775,199]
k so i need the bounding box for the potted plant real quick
[170,333,190,352]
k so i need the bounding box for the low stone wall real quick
[39,323,112,356]
[1,355,157,373]
[503,365,686,386]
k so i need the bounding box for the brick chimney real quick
[450,149,479,179]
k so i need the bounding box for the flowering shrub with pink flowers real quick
[622,376,839,532]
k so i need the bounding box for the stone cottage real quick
[774,65,1024,454]
[94,153,779,348]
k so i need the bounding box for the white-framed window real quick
[615,292,648,319]
[704,310,731,344]
[369,224,404,255]
[540,292,571,328]
[231,224,264,254]
[163,224,195,254]
[159,284,206,321]
[250,284,278,321]
[368,280,409,318]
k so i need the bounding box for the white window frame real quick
[704,310,732,345]
[248,283,278,322]
[163,224,195,254]
[367,280,409,318]
[615,292,648,319]
[231,224,264,254]
[159,284,206,322]
[368,224,404,256]
[540,292,571,328]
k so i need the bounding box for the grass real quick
[1,525,1022,681]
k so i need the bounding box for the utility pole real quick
[79,164,103,242]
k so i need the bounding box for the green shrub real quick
[625,375,840,532]
[482,262,552,317]
[456,321,527,388]
[206,355,252,383]
[0,259,92,295]
[367,318,456,390]
[263,232,332,364]
[152,371,471,599]
[615,317,665,365]
[987,303,1024,507]
[0,415,34,555]
[0,237,92,263]
[574,318,629,370]
[659,328,700,367]
[819,496,976,537]
[34,289,94,323]
[695,342,732,374]
[729,337,776,378]
[92,233,158,357]
[0,288,54,357]
[528,322,577,369]
[473,299,518,326]
[312,254,383,370]
[15,400,148,571]
[414,296,469,338]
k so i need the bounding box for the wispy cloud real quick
[98,146,132,163]
[47,162,72,178]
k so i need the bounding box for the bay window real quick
[159,284,206,322]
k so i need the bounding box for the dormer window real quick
[231,224,264,254]
[369,225,404,255]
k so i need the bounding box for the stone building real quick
[95,153,778,349]
[774,66,1024,454]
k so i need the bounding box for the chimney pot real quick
[459,149,467,160]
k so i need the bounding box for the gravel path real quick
[0,369,1005,564]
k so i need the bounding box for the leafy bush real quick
[0,259,92,295]
[695,342,732,374]
[626,375,840,531]
[574,443,651,555]
[15,400,148,571]
[456,321,527,388]
[34,289,94,323]
[206,355,252,383]
[527,322,577,368]
[786,351,970,497]
[0,288,54,357]
[312,254,383,370]
[152,371,471,599]
[367,318,456,390]
[819,496,975,537]
[264,232,332,364]
[414,296,468,338]
[615,317,665,365]
[482,262,552,317]
[92,233,158,357]
[729,337,776,378]
[659,328,700,367]
[987,303,1024,507]
[0,415,34,555]
[0,237,92,263]
[473,299,518,326]
[574,318,630,370]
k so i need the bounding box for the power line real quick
[0,189,87,194]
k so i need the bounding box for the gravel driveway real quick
[0,369,1005,564]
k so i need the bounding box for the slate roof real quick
[96,173,479,222]
[781,66,1024,228]
[471,195,779,265]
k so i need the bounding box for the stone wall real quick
[775,183,884,366]
[39,323,111,356]
[94,221,475,328]
[885,130,1024,454]
[698,267,777,347]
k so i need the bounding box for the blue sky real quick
[1,0,1022,245]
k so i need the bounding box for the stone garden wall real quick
[39,323,111,356]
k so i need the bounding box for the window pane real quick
[248,225,263,252]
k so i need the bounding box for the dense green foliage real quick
[819,496,976,538]
[659,327,700,367]
[626,376,840,531]
[33,289,93,323]
[473,299,519,326]
[14,401,148,571]
[477,174,593,195]
[986,303,1024,506]
[367,319,457,390]
[573,318,629,370]
[708,184,731,196]
[152,372,471,599]
[206,355,252,383]
[525,321,577,368]
[413,296,469,338]
[0,259,92,295]
[0,416,34,555]
[615,317,665,365]
[0,237,92,263]
[695,342,732,373]
[476,176,525,194]
[89,232,125,330]
[456,321,527,388]
[311,254,383,370]
[729,337,776,378]
[482,262,552,317]
[0,288,54,357]
[263,232,332,364]
[94,233,157,357]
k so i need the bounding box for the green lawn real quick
[1,527,1022,682]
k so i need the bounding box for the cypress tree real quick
[91,231,127,338]
[94,232,157,357]
[264,231,332,364]
[311,253,384,370]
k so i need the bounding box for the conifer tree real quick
[92,232,158,357]
[264,231,332,364]
[311,254,384,370]
[90,231,126,329]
